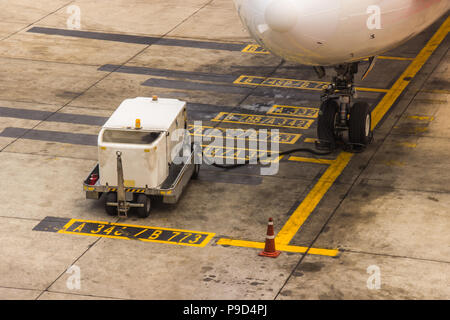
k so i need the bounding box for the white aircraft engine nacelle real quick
[234,0,341,65]
[264,0,299,33]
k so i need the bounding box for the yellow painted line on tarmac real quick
[396,142,417,148]
[371,16,450,130]
[276,152,353,244]
[364,56,415,61]
[383,160,406,167]
[288,156,334,165]
[304,137,318,143]
[267,105,319,118]
[408,115,434,121]
[217,238,339,257]
[378,56,414,61]
[359,87,390,93]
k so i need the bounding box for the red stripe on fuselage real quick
[381,0,444,26]
[406,0,443,16]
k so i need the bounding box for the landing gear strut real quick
[316,62,373,152]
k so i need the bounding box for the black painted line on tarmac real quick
[0,126,291,150]
[142,78,252,95]
[99,64,238,83]
[27,27,246,51]
[0,106,108,125]
[0,127,98,146]
[47,112,107,126]
[100,64,321,99]
[0,106,52,121]
[0,104,230,123]
[0,125,295,154]
[32,216,71,232]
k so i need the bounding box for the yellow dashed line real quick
[383,160,406,167]
[408,115,434,121]
[394,126,429,134]
[397,142,417,148]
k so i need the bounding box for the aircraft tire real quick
[317,99,339,149]
[192,164,200,179]
[349,101,372,147]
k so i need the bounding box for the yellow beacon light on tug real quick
[135,118,141,129]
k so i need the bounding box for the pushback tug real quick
[83,96,200,218]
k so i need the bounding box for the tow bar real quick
[106,151,144,218]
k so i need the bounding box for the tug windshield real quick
[102,130,162,145]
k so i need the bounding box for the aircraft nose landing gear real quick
[316,62,373,152]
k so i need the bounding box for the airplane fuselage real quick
[234,0,449,66]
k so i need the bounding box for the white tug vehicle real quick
[83,96,200,218]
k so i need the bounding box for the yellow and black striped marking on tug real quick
[106,187,146,193]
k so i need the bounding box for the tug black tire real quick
[349,101,372,146]
[317,99,339,149]
[136,194,151,218]
[105,192,117,216]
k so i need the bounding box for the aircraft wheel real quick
[317,99,339,149]
[105,192,117,216]
[349,102,372,147]
[136,194,151,218]
[192,164,200,179]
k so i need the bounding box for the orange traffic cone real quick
[259,218,281,258]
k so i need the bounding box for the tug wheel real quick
[317,99,339,149]
[136,194,151,218]
[105,192,117,216]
